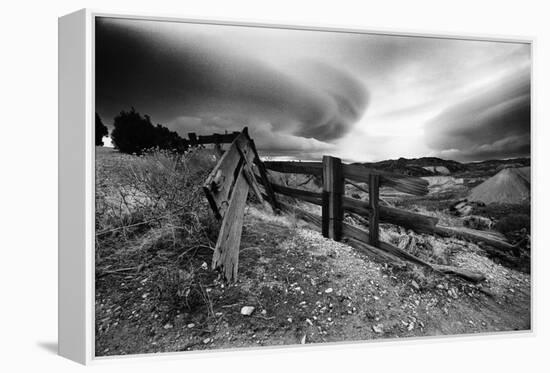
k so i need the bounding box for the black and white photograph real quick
[93,16,531,357]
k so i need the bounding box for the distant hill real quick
[469,167,530,204]
[354,157,530,178]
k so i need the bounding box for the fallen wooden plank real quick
[279,200,485,282]
[277,199,323,227]
[432,264,487,283]
[211,167,249,282]
[434,225,516,252]
[340,220,485,283]
[344,237,407,268]
[270,182,323,206]
[342,196,438,231]
[264,161,323,176]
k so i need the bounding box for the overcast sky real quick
[95,17,531,162]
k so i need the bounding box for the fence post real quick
[188,132,198,147]
[368,174,380,246]
[322,156,343,241]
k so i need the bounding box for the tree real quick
[111,108,188,154]
[95,113,109,146]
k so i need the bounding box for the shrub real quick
[95,148,221,319]
[110,108,188,154]
[495,213,530,235]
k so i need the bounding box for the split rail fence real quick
[201,128,514,283]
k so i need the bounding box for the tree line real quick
[95,108,188,154]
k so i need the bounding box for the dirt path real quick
[95,205,530,356]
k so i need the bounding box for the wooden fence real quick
[202,128,514,283]
[263,156,432,247]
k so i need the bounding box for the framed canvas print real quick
[58,9,532,364]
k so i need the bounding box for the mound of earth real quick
[423,166,451,175]
[469,167,530,205]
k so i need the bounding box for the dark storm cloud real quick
[95,18,368,150]
[425,67,530,161]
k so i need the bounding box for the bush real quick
[495,213,530,235]
[111,108,188,154]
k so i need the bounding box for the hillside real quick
[94,147,530,356]
[357,157,530,178]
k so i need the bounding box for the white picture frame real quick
[58,9,533,365]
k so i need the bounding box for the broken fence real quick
[202,128,514,283]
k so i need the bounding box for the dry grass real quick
[95,147,221,330]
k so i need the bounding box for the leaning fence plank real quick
[203,132,258,219]
[211,167,249,282]
[203,133,248,219]
[245,131,279,212]
[238,144,263,202]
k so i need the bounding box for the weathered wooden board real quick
[264,161,323,176]
[340,221,485,282]
[246,136,279,212]
[369,174,380,246]
[278,199,485,283]
[211,167,249,282]
[342,164,429,196]
[276,200,323,229]
[345,236,407,268]
[434,225,515,251]
[322,156,344,241]
[203,132,256,219]
[270,182,323,206]
[342,196,439,231]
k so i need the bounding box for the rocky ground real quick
[95,204,530,356]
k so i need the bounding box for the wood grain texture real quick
[247,136,280,212]
[322,156,343,241]
[203,132,255,219]
[342,196,438,231]
[342,164,429,196]
[264,161,323,176]
[434,225,515,251]
[341,222,485,282]
[270,182,323,206]
[211,167,249,282]
[369,174,380,246]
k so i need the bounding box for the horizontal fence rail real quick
[264,161,429,196]
[264,161,323,176]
